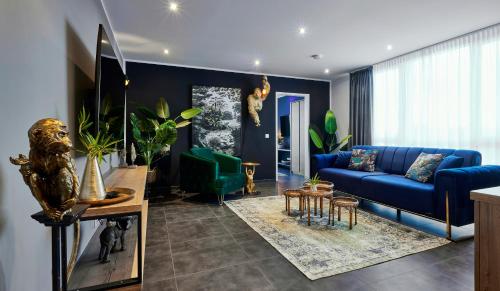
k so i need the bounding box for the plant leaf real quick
[308,127,324,150]
[137,106,157,119]
[180,108,202,119]
[156,97,170,119]
[175,120,191,128]
[324,110,337,135]
[332,135,352,152]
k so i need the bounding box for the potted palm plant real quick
[130,97,201,183]
[309,109,352,153]
[78,106,120,201]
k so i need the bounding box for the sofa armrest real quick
[180,152,219,193]
[214,152,241,174]
[434,165,500,226]
[311,154,338,175]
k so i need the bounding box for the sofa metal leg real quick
[242,187,245,195]
[217,194,224,206]
[396,209,401,220]
[446,191,452,240]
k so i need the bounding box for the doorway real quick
[275,92,310,181]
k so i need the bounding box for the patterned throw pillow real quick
[348,149,378,172]
[333,151,352,168]
[405,153,444,183]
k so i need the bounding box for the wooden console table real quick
[70,166,148,291]
[471,186,500,291]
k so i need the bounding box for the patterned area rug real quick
[225,196,449,280]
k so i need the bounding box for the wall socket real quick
[265,133,270,139]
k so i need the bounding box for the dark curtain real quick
[349,67,373,147]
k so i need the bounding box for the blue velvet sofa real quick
[312,145,500,239]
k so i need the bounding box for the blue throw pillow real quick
[433,155,464,181]
[333,151,352,168]
[405,153,444,183]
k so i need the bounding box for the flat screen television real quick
[280,115,290,137]
[88,24,125,141]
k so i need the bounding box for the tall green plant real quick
[130,97,202,170]
[308,109,351,153]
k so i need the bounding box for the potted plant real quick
[307,173,321,192]
[130,97,201,183]
[309,109,352,153]
[78,106,120,201]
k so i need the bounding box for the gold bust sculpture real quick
[10,118,79,221]
[248,76,271,127]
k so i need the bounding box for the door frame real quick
[275,92,310,181]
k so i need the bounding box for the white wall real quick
[0,1,122,290]
[330,74,350,139]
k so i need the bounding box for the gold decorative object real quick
[242,162,260,194]
[247,76,271,126]
[10,118,79,221]
[79,156,107,202]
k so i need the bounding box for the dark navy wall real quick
[126,61,330,182]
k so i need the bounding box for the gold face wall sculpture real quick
[247,76,271,127]
[10,118,79,221]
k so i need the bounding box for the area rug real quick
[225,196,449,280]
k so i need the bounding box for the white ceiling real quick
[103,0,500,80]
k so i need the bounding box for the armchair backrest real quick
[190,147,216,161]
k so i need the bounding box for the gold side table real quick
[242,162,260,194]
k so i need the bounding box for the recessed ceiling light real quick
[169,2,179,12]
[386,44,393,51]
[254,59,260,66]
[299,27,306,35]
[163,49,169,55]
[324,69,330,74]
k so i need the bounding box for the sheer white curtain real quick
[373,24,500,165]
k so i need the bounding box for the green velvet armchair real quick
[180,147,245,205]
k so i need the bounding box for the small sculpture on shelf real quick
[118,148,128,168]
[10,118,79,221]
[247,75,271,127]
[98,217,132,263]
[128,143,137,168]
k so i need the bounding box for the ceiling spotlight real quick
[386,44,393,51]
[163,49,169,55]
[254,59,260,66]
[299,27,306,35]
[169,2,179,12]
[324,69,330,74]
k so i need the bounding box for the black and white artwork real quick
[192,86,242,155]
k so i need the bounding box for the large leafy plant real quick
[309,110,351,153]
[130,97,201,170]
[78,106,120,163]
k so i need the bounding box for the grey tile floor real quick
[143,176,474,291]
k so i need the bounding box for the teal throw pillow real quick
[405,153,444,183]
[348,149,378,172]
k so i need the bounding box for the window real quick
[373,25,500,164]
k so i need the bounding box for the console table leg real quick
[51,226,61,291]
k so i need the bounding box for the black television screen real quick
[280,115,290,137]
[86,24,125,142]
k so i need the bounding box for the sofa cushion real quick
[433,155,464,182]
[191,147,216,161]
[333,151,352,168]
[216,172,245,189]
[361,174,435,215]
[319,168,388,195]
[405,153,444,183]
[348,149,378,172]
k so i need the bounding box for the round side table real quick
[331,197,359,229]
[242,162,260,194]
